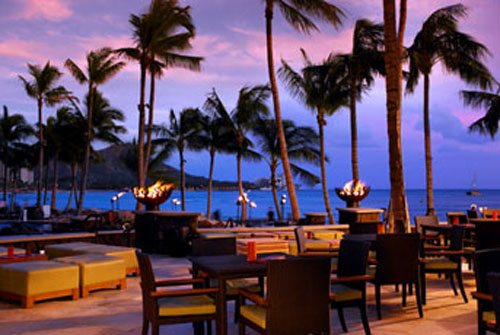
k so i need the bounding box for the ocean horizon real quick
[8,189,500,223]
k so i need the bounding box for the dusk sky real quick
[0,0,499,189]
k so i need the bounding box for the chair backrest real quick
[293,227,307,254]
[475,221,500,251]
[191,237,236,256]
[349,222,379,235]
[414,215,439,233]
[266,257,331,335]
[474,249,500,295]
[447,212,468,224]
[136,251,158,319]
[467,209,479,219]
[487,272,500,334]
[337,239,370,291]
[448,225,465,262]
[375,233,421,284]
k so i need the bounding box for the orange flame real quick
[133,181,174,200]
[339,180,366,197]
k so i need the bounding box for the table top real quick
[336,207,384,214]
[304,212,327,217]
[0,253,48,264]
[191,254,272,278]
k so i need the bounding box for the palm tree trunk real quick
[10,170,17,212]
[136,60,147,210]
[270,162,281,220]
[77,83,95,215]
[206,148,215,219]
[37,97,43,207]
[180,148,186,211]
[317,112,335,224]
[3,165,8,202]
[265,0,300,222]
[383,0,409,233]
[144,70,156,181]
[50,152,59,210]
[350,73,360,182]
[237,152,247,222]
[423,74,435,215]
[65,163,77,212]
[43,160,49,205]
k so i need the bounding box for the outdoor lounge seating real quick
[330,239,372,334]
[137,251,218,335]
[238,257,331,335]
[0,260,79,308]
[293,227,338,256]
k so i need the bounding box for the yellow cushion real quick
[0,247,25,256]
[483,311,496,322]
[54,254,125,286]
[78,245,138,270]
[313,231,344,240]
[227,279,260,295]
[45,242,96,259]
[200,233,235,239]
[288,240,336,256]
[331,284,363,302]
[240,304,266,329]
[0,261,79,296]
[424,258,459,270]
[158,295,215,317]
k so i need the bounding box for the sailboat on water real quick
[466,173,481,196]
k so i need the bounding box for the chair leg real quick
[337,307,348,333]
[449,272,458,296]
[152,323,159,335]
[456,270,468,303]
[421,266,427,305]
[239,320,245,335]
[207,320,212,335]
[359,302,371,335]
[234,299,240,323]
[395,284,399,292]
[409,282,413,295]
[142,316,149,335]
[415,279,423,318]
[376,284,382,320]
[402,283,407,307]
[193,322,204,335]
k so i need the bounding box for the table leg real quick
[217,277,227,335]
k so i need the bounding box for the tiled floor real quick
[0,256,480,334]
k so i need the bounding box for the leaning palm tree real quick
[279,50,349,224]
[18,62,73,206]
[337,19,385,183]
[382,0,410,233]
[253,118,321,219]
[261,0,344,222]
[153,108,203,211]
[117,0,203,192]
[204,86,269,221]
[406,4,492,215]
[197,109,232,219]
[0,106,34,201]
[65,48,125,214]
[461,81,500,139]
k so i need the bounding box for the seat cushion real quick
[331,284,363,302]
[226,279,260,296]
[240,304,266,329]
[45,242,96,259]
[483,310,495,322]
[424,258,459,270]
[0,261,79,296]
[313,231,344,240]
[77,245,138,270]
[158,295,215,317]
[54,254,125,286]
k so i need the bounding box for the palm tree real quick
[153,108,203,211]
[382,0,410,233]
[18,61,73,206]
[337,19,385,183]
[117,0,203,194]
[204,86,269,221]
[279,50,349,224]
[405,4,492,215]
[253,118,321,219]
[197,108,232,219]
[262,0,344,222]
[65,47,125,214]
[461,82,500,138]
[0,106,34,201]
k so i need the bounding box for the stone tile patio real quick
[0,255,481,334]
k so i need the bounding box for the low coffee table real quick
[0,254,48,264]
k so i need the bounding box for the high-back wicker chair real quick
[136,251,218,335]
[475,221,500,251]
[238,257,331,335]
[414,215,440,244]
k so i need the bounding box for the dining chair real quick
[446,212,469,225]
[330,239,372,334]
[472,249,500,335]
[370,233,423,320]
[294,226,338,255]
[191,237,261,323]
[414,215,441,245]
[238,257,331,335]
[136,251,218,335]
[487,272,500,334]
[421,225,468,303]
[475,221,500,251]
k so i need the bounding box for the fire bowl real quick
[335,180,370,207]
[133,181,174,211]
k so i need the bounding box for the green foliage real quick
[462,84,500,139]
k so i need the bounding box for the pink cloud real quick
[0,39,51,63]
[16,0,72,21]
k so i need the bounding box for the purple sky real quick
[0,0,499,189]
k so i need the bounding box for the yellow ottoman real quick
[313,231,345,240]
[0,261,79,308]
[78,245,139,276]
[288,239,339,256]
[45,242,96,259]
[236,238,289,255]
[55,254,126,297]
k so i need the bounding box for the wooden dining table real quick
[190,254,277,335]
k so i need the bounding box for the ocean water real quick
[9,189,500,222]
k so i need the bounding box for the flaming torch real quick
[133,181,174,211]
[335,180,370,207]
